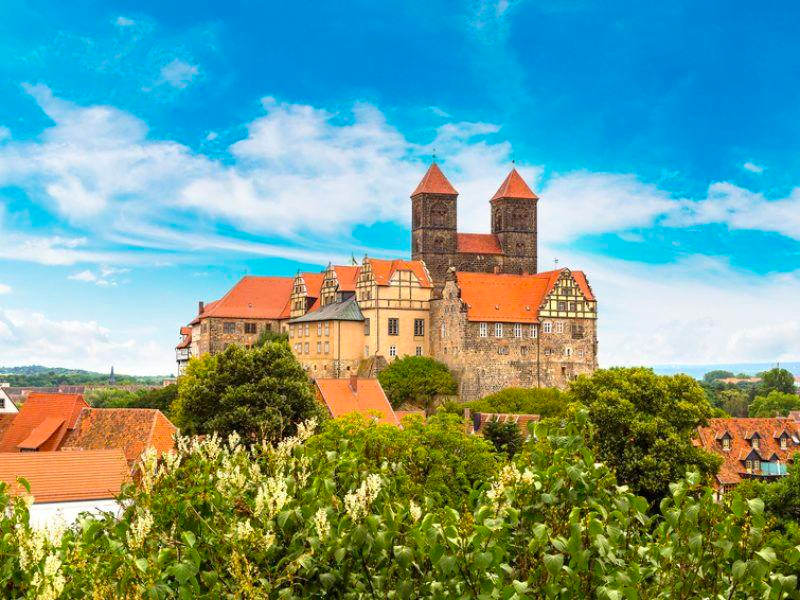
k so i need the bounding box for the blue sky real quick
[1,0,799,374]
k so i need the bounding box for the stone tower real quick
[410,163,459,286]
[490,168,538,274]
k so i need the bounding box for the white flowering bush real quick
[1,411,799,598]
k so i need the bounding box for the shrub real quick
[481,418,524,457]
[378,356,456,412]
[465,386,569,418]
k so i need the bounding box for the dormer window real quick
[780,437,788,450]
[722,437,731,451]
[752,438,760,450]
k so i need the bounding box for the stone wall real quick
[197,318,284,355]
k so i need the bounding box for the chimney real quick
[493,265,501,274]
[198,301,205,314]
[521,269,529,276]
[349,374,358,393]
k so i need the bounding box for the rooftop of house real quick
[331,265,361,292]
[0,449,130,504]
[491,168,539,201]
[366,258,432,288]
[194,275,295,322]
[288,296,365,324]
[695,417,800,485]
[176,326,192,350]
[0,393,89,453]
[411,163,458,196]
[457,233,504,255]
[315,377,400,426]
[469,411,540,437]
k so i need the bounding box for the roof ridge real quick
[491,168,539,201]
[411,163,458,196]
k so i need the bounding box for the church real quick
[177,163,599,400]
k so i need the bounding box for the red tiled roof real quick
[315,379,400,426]
[333,266,361,292]
[0,449,130,503]
[0,414,15,440]
[411,163,458,196]
[570,270,596,302]
[367,258,432,288]
[472,412,540,437]
[695,418,800,485]
[17,417,65,450]
[457,233,504,255]
[200,276,294,320]
[61,408,177,463]
[0,393,88,453]
[176,326,192,350]
[491,168,539,201]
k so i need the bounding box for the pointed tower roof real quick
[491,168,539,201]
[412,163,458,196]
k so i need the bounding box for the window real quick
[577,349,584,357]
[324,322,330,336]
[570,302,577,312]
[722,437,731,451]
[364,345,370,357]
[441,323,447,339]
[244,323,257,334]
[389,345,397,357]
[781,437,788,450]
[317,323,322,336]
[555,322,564,334]
[754,460,761,472]
[388,318,399,336]
[746,460,753,471]
[304,324,310,337]
[557,301,566,311]
[479,322,488,337]
[416,346,423,356]
[316,342,322,353]
[223,322,236,334]
[498,347,509,355]
[565,347,573,357]
[495,323,503,338]
[289,326,294,338]
[543,322,552,334]
[513,323,522,338]
[530,324,538,338]
[414,319,425,337]
[752,438,760,450]
[324,342,330,354]
[303,342,309,354]
[364,318,370,336]
[544,348,551,356]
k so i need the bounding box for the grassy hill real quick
[0,365,168,387]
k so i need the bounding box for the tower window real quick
[432,202,448,227]
[414,319,425,337]
[388,318,399,336]
[434,237,445,252]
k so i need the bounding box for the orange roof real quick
[61,408,177,463]
[200,276,294,320]
[411,163,458,196]
[455,269,594,323]
[471,412,540,437]
[315,379,400,426]
[0,393,88,453]
[333,265,361,292]
[176,326,192,350]
[367,258,432,288]
[491,168,539,201]
[0,414,15,440]
[457,233,504,255]
[17,417,65,450]
[0,449,130,503]
[695,418,800,485]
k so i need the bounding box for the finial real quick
[432,148,437,163]
[554,258,559,269]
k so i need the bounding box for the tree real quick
[719,388,750,417]
[703,369,735,383]
[464,387,569,418]
[378,356,457,412]
[172,342,324,441]
[749,390,800,417]
[569,367,722,503]
[254,328,289,346]
[759,368,797,395]
[482,418,524,457]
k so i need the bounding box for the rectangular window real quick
[223,322,236,334]
[244,323,257,334]
[316,342,322,353]
[557,301,566,311]
[364,318,370,336]
[754,460,761,472]
[746,460,752,471]
[289,326,294,338]
[530,324,538,338]
[555,322,564,334]
[752,438,760,450]
[495,323,503,338]
[479,323,488,338]
[441,323,447,339]
[416,346,423,356]
[324,322,330,336]
[389,345,397,357]
[388,318,399,336]
[543,322,552,334]
[414,319,425,337]
[781,437,788,450]
[722,438,731,451]
[324,341,330,354]
[569,302,577,312]
[303,342,309,354]
[304,324,310,337]
[513,323,522,338]
[317,323,322,336]
[364,345,370,357]
[497,347,509,355]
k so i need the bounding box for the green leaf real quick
[135,558,149,573]
[544,553,563,576]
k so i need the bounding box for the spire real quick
[411,163,458,196]
[491,168,538,201]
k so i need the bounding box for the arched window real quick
[431,202,448,227]
[433,237,445,253]
[512,208,528,230]
[516,242,526,256]
[493,210,502,231]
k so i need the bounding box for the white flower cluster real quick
[30,552,66,600]
[313,508,330,540]
[216,455,247,495]
[344,474,382,522]
[409,500,422,522]
[16,526,47,570]
[486,464,536,508]
[254,476,289,519]
[273,418,318,466]
[127,508,154,550]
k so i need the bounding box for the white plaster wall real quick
[28,499,122,528]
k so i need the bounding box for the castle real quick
[177,164,598,400]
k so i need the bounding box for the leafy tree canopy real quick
[464,387,569,418]
[703,369,735,383]
[749,390,800,417]
[568,367,722,502]
[759,367,798,395]
[172,342,324,441]
[718,388,751,417]
[87,384,178,415]
[378,356,456,411]
[481,418,524,457]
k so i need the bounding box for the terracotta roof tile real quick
[17,417,65,450]
[176,326,192,350]
[472,412,540,437]
[367,258,432,288]
[315,379,400,426]
[412,163,458,196]
[457,233,504,255]
[0,414,15,439]
[333,266,361,292]
[0,393,89,453]
[491,168,539,201]
[695,418,800,485]
[200,276,294,320]
[0,449,130,503]
[61,408,177,463]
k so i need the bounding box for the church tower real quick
[490,168,538,274]
[411,163,459,287]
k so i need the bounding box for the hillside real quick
[0,365,168,387]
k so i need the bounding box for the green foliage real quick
[749,390,800,417]
[0,365,165,386]
[86,384,178,415]
[703,369,735,382]
[465,386,569,418]
[378,356,456,411]
[172,342,324,441]
[718,388,751,417]
[2,414,797,598]
[569,367,723,503]
[760,367,798,395]
[482,418,524,457]
[254,328,289,346]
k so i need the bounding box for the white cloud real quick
[0,284,10,295]
[743,161,764,173]
[68,266,129,286]
[157,58,200,89]
[0,307,170,374]
[114,16,136,27]
[0,127,10,142]
[68,270,97,283]
[205,131,218,141]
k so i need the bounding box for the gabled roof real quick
[60,408,177,463]
[315,379,400,426]
[457,233,504,255]
[367,258,432,288]
[0,414,15,440]
[176,326,192,350]
[0,449,129,504]
[491,168,539,201]
[198,276,295,320]
[333,266,361,292]
[0,393,89,453]
[289,296,364,324]
[17,417,65,450]
[411,163,458,196]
